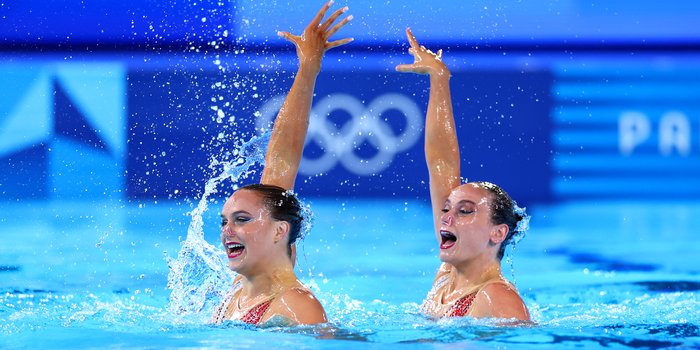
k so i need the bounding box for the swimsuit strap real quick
[434,273,450,290]
[212,282,239,322]
[421,273,450,314]
[239,298,274,325]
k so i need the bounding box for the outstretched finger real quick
[406,28,420,49]
[277,31,299,44]
[325,14,353,39]
[320,6,348,32]
[308,0,334,29]
[326,37,354,50]
[395,63,417,73]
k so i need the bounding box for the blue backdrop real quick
[125,58,552,202]
[1,1,699,204]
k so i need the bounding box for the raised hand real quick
[277,1,354,74]
[260,2,352,190]
[395,30,457,234]
[395,28,449,77]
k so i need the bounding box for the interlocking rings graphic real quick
[256,93,423,175]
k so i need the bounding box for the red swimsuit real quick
[212,281,274,326]
[239,299,273,325]
[446,292,478,317]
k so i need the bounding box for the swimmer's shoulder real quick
[469,281,530,322]
[265,287,327,325]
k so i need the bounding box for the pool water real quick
[1,198,699,349]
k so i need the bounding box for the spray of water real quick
[166,131,271,321]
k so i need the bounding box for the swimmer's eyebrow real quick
[445,199,477,207]
[456,199,477,206]
[220,210,252,218]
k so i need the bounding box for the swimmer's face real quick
[220,190,285,275]
[438,183,508,265]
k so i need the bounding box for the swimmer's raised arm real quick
[260,1,353,190]
[396,28,460,233]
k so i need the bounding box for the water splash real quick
[166,131,272,321]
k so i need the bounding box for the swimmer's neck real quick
[239,261,298,297]
[447,259,502,291]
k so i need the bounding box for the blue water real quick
[1,198,698,349]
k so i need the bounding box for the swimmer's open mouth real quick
[440,231,457,249]
[225,242,245,259]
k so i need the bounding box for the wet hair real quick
[238,183,303,257]
[473,181,528,261]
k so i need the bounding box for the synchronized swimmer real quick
[211,1,353,325]
[396,28,530,322]
[210,1,530,326]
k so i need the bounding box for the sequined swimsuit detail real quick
[423,274,482,317]
[213,281,274,325]
[240,299,273,325]
[446,292,478,317]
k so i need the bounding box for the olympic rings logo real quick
[256,93,423,175]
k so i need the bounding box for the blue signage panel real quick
[125,57,553,203]
[0,64,126,200]
[551,63,700,198]
[1,55,552,203]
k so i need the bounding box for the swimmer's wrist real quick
[429,69,452,82]
[298,62,321,77]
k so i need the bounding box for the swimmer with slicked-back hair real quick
[210,1,353,326]
[396,29,531,323]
